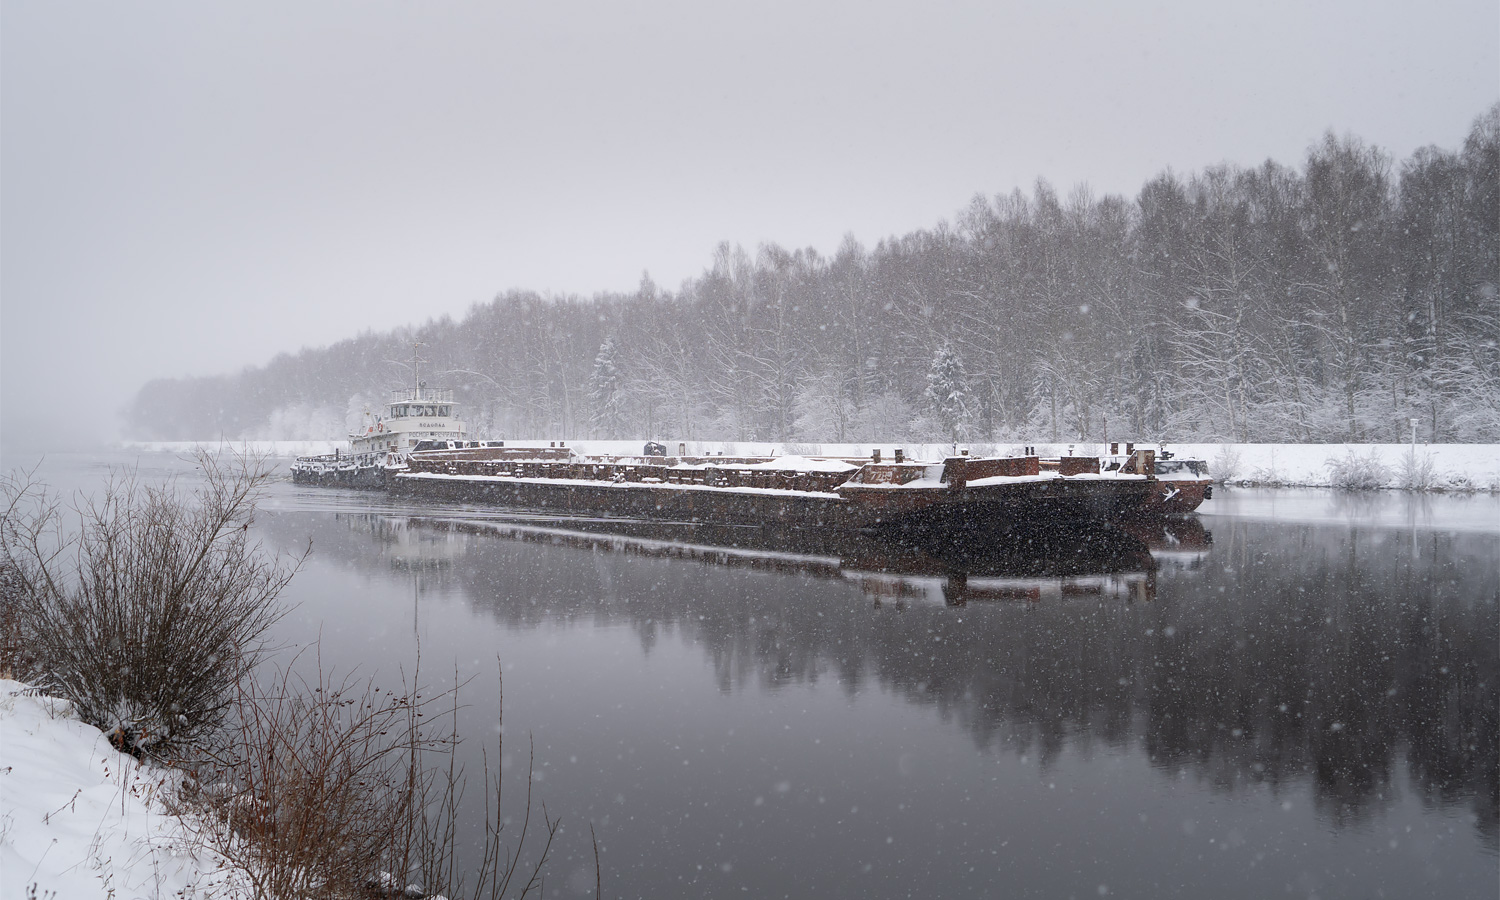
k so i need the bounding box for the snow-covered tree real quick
[588,338,624,438]
[925,344,970,445]
[792,370,854,442]
[120,106,1500,446]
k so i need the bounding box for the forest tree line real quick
[129,106,1500,445]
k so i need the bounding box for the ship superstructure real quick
[291,348,473,487]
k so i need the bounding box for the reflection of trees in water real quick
[284,512,476,574]
[269,511,1498,845]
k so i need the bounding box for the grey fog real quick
[2,0,1497,455]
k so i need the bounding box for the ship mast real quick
[411,341,427,400]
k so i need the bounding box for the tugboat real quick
[291,351,480,488]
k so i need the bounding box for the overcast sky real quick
[3,0,1497,454]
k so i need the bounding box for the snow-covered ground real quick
[1164,442,1500,491]
[117,439,1500,491]
[0,680,247,900]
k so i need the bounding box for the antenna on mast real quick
[411,341,427,399]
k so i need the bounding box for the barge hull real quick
[291,465,389,490]
[389,472,1159,536]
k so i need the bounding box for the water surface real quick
[21,454,1500,898]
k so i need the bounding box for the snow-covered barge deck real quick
[384,445,1203,535]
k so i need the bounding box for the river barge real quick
[290,386,483,488]
[383,442,1208,537]
[288,355,1210,532]
[290,350,478,487]
[1099,442,1213,515]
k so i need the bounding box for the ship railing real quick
[293,452,338,467]
[293,451,387,473]
[388,387,454,403]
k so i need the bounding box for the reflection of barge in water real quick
[337,514,471,572]
[384,513,1211,607]
[384,442,1210,536]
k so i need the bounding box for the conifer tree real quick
[925,344,969,447]
[588,338,624,437]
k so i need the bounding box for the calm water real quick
[24,453,1500,898]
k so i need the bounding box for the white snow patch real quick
[727,455,858,473]
[1164,443,1500,492]
[0,680,250,900]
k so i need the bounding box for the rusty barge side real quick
[386,448,1178,536]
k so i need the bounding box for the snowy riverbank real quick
[1151,442,1500,492]
[0,680,248,900]
[117,439,1500,492]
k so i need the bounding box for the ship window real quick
[441,406,451,416]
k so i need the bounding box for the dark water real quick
[22,453,1500,898]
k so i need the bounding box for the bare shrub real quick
[1397,449,1438,491]
[1247,463,1288,486]
[0,555,33,679]
[187,659,568,900]
[1325,448,1390,491]
[193,662,429,899]
[1209,445,1241,483]
[0,450,303,756]
[1443,472,1480,493]
[5,453,587,897]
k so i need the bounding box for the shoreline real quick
[0,679,251,900]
